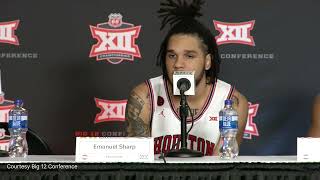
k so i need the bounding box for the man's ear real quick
[205,54,212,70]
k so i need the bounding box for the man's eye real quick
[167,54,176,59]
[186,54,194,59]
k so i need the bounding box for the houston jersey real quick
[146,75,233,156]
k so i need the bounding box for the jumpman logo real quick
[159,110,166,118]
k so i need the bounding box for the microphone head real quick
[173,71,195,95]
[177,78,191,92]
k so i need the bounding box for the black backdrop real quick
[0,0,319,155]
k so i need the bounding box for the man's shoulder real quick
[129,76,161,97]
[131,82,149,95]
[216,79,232,89]
[148,75,163,83]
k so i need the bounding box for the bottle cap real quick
[225,99,233,105]
[14,99,23,106]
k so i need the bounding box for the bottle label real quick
[8,115,28,129]
[219,115,238,129]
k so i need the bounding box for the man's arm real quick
[125,83,152,137]
[231,89,249,145]
[308,95,320,137]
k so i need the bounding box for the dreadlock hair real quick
[157,0,220,84]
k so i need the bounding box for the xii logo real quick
[89,13,141,64]
[0,20,19,45]
[243,102,259,139]
[94,98,127,123]
[213,20,255,46]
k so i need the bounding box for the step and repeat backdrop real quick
[0,0,319,155]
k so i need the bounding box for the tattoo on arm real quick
[231,95,239,107]
[126,92,150,137]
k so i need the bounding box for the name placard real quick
[297,137,320,162]
[75,137,154,162]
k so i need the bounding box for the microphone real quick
[166,71,203,157]
[173,71,195,96]
[177,78,191,93]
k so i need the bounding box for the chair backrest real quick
[26,129,52,155]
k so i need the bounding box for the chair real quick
[26,129,53,155]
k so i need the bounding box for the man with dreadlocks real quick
[126,0,248,156]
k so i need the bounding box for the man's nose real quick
[174,56,185,69]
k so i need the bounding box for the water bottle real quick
[219,99,239,159]
[8,99,28,158]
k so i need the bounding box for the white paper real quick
[75,137,154,162]
[297,137,320,162]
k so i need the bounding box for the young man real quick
[126,1,248,156]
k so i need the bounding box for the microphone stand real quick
[165,90,203,157]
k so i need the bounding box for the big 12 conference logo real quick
[213,20,255,46]
[94,98,127,123]
[89,13,141,64]
[0,101,15,151]
[0,20,19,45]
[0,128,9,151]
[243,102,259,139]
